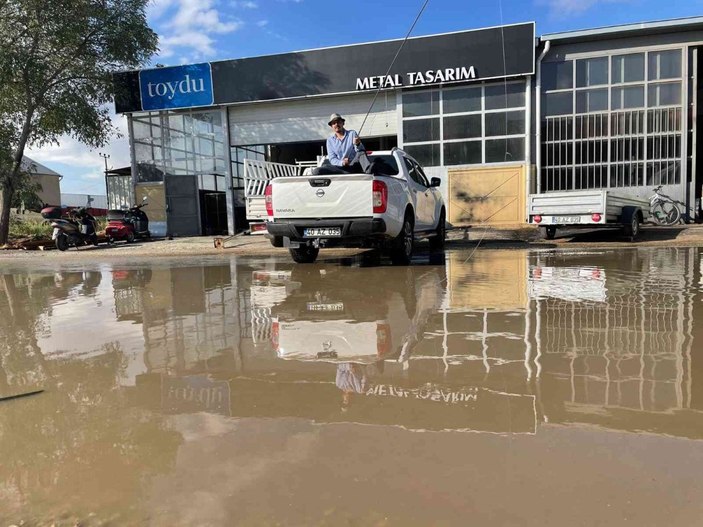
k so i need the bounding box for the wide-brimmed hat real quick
[328,113,345,126]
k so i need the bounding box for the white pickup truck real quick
[264,148,446,264]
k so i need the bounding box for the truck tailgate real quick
[272,174,373,218]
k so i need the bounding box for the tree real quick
[0,0,158,244]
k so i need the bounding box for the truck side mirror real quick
[430,177,441,187]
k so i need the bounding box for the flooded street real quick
[2,247,703,526]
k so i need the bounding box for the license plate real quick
[303,227,341,237]
[307,302,344,312]
[552,216,581,224]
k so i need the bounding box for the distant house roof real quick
[21,156,62,178]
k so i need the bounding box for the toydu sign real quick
[139,63,214,111]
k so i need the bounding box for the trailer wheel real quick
[270,235,283,248]
[543,226,557,240]
[623,212,641,241]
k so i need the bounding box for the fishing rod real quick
[357,0,431,137]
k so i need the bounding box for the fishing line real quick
[357,0,431,136]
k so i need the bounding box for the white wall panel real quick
[229,92,398,146]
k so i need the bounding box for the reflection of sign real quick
[162,375,231,416]
[139,63,213,111]
[366,383,478,404]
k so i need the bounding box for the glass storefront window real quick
[443,114,481,140]
[648,50,682,80]
[485,83,525,110]
[404,144,441,168]
[576,57,608,87]
[402,90,440,117]
[403,118,440,143]
[443,86,481,113]
[485,138,525,163]
[485,111,525,136]
[576,89,608,113]
[612,53,644,83]
[648,82,681,107]
[611,85,644,110]
[444,141,481,165]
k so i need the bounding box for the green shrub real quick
[8,216,52,241]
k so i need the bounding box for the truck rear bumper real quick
[266,218,387,239]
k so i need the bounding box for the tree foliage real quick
[0,0,158,244]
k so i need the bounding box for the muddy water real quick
[1,248,703,526]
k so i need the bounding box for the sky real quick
[26,0,703,195]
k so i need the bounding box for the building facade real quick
[113,17,703,237]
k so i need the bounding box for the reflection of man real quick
[336,361,384,411]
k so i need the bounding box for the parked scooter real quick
[105,197,150,244]
[41,206,99,251]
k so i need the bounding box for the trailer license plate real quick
[553,216,581,224]
[304,227,341,237]
[307,302,344,312]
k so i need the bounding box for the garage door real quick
[229,92,398,145]
[448,165,526,226]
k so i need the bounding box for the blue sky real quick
[28,0,703,195]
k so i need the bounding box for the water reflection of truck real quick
[266,265,446,364]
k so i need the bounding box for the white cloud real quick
[256,19,269,27]
[151,0,243,61]
[231,1,258,7]
[537,0,630,17]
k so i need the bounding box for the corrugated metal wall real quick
[228,92,398,146]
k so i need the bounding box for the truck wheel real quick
[543,226,557,240]
[55,234,69,252]
[623,213,640,241]
[429,210,446,252]
[290,245,319,264]
[390,214,414,265]
[270,235,283,248]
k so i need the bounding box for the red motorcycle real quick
[105,198,150,244]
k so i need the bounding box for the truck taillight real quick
[377,323,391,356]
[533,215,542,224]
[372,180,387,213]
[271,321,279,351]
[591,213,601,222]
[265,185,273,216]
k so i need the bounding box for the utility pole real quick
[99,152,110,208]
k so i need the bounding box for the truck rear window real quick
[367,155,399,175]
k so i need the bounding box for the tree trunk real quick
[0,180,12,246]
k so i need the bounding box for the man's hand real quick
[354,136,361,146]
[343,157,350,166]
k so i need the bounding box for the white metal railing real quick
[244,159,303,199]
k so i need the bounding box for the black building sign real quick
[114,22,535,114]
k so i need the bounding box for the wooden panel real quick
[448,165,526,226]
[136,184,166,222]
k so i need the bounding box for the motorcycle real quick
[41,206,99,251]
[105,197,150,244]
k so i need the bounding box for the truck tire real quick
[390,213,414,265]
[290,245,319,264]
[543,226,557,240]
[429,210,446,252]
[270,235,283,248]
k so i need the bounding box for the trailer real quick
[528,190,651,241]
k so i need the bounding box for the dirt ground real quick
[1,224,703,263]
